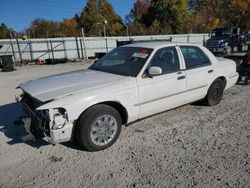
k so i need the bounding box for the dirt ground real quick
[0,63,249,188]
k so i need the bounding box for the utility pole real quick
[103,20,108,52]
[126,25,129,37]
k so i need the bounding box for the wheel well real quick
[99,101,128,125]
[217,76,227,89]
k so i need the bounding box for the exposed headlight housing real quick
[50,108,68,130]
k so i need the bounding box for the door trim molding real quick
[135,84,207,106]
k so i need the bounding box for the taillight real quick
[243,59,250,65]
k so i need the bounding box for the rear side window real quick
[180,46,211,69]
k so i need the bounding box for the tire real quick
[204,79,224,106]
[76,104,122,151]
[237,75,242,83]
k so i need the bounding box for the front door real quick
[136,46,187,118]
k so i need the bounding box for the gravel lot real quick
[0,63,249,188]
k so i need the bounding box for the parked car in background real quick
[238,52,250,84]
[17,42,238,151]
[204,27,249,56]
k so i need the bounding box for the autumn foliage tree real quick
[19,0,250,39]
[226,0,250,29]
[0,23,12,39]
[125,0,150,35]
[59,18,79,37]
[190,0,250,33]
[144,0,191,34]
[26,18,59,38]
[79,0,125,36]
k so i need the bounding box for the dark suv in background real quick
[238,52,250,84]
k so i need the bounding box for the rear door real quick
[178,45,214,103]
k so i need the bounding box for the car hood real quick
[19,69,128,102]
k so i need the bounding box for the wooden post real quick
[49,40,54,59]
[16,37,23,63]
[28,40,34,61]
[46,32,51,59]
[10,39,16,63]
[79,39,84,59]
[62,38,67,59]
[105,38,108,53]
[81,27,88,59]
[75,37,80,59]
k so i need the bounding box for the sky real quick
[0,0,135,32]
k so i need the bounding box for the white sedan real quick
[18,42,238,151]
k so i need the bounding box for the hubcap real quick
[90,115,118,146]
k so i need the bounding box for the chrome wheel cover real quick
[90,115,118,146]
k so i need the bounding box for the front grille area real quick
[20,92,51,137]
[21,92,43,111]
[206,41,221,48]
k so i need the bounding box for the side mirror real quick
[148,66,162,77]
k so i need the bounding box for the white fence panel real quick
[0,34,209,62]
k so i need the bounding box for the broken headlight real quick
[51,108,68,130]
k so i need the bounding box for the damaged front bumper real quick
[17,94,74,144]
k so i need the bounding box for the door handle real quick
[177,76,186,80]
[208,70,213,73]
[177,71,182,74]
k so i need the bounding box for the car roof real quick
[121,42,198,50]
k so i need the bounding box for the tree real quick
[126,0,151,23]
[191,0,250,32]
[226,0,250,29]
[0,23,12,39]
[79,0,125,36]
[26,19,59,38]
[59,18,79,37]
[125,0,150,35]
[143,0,191,34]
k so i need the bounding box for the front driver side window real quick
[148,47,180,74]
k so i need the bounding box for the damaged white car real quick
[17,43,238,151]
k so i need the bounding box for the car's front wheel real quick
[76,104,122,151]
[204,78,224,106]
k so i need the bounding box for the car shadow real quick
[0,102,48,148]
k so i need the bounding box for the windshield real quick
[89,47,153,77]
[211,28,230,38]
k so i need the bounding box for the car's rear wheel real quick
[76,104,122,151]
[204,79,224,106]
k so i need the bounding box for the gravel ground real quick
[0,63,249,188]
